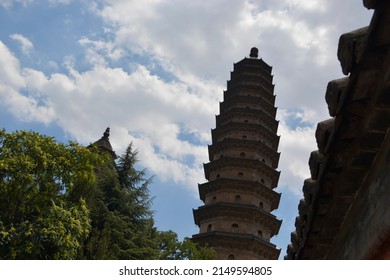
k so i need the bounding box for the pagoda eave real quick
[208,138,280,168]
[193,202,282,236]
[204,157,281,188]
[220,95,277,117]
[215,108,279,133]
[192,231,280,260]
[198,179,281,211]
[211,122,280,150]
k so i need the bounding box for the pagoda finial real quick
[90,127,116,158]
[249,47,259,58]
[103,127,110,139]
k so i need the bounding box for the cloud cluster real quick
[277,109,317,195]
[0,0,31,9]
[10,33,33,55]
[0,0,373,197]
[0,40,216,189]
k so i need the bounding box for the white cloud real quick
[10,33,34,56]
[48,60,59,70]
[286,0,326,12]
[1,0,73,7]
[0,0,373,198]
[0,0,11,8]
[0,44,213,191]
[0,41,25,88]
[91,0,371,121]
[0,42,316,196]
[277,109,317,195]
[0,0,32,8]
[0,42,55,124]
[78,37,123,66]
[48,0,72,5]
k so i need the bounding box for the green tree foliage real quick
[82,142,215,260]
[0,129,99,259]
[179,237,216,260]
[81,143,159,259]
[0,129,215,260]
[156,230,216,260]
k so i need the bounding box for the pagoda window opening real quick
[261,158,266,164]
[308,194,313,205]
[227,255,235,260]
[259,202,264,209]
[238,172,244,178]
[244,119,249,123]
[220,154,224,158]
[240,152,246,158]
[242,135,248,140]
[212,196,217,202]
[231,223,239,232]
[260,178,265,184]
[216,174,221,179]
[207,224,212,232]
[235,195,241,202]
[258,230,263,238]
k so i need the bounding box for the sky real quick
[0,0,373,258]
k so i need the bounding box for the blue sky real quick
[0,0,373,258]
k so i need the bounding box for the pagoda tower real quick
[192,48,282,260]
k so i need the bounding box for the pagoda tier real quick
[227,76,275,95]
[223,85,276,104]
[192,48,282,260]
[211,122,280,151]
[193,202,282,237]
[219,95,277,118]
[198,179,281,211]
[232,57,273,77]
[192,231,280,260]
[216,106,278,131]
[203,157,280,189]
[208,138,280,168]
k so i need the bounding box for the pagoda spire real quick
[93,127,116,158]
[249,47,259,58]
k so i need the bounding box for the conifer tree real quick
[81,142,215,260]
[81,143,158,259]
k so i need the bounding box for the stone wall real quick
[285,0,390,259]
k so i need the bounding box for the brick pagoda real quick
[192,48,282,259]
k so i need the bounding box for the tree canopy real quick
[0,129,99,259]
[0,129,215,260]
